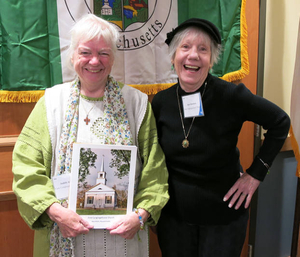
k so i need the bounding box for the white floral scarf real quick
[49,76,133,256]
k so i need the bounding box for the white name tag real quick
[52,173,70,200]
[182,92,204,118]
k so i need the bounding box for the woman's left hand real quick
[223,172,260,210]
[106,211,142,239]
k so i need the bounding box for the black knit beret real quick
[165,18,222,45]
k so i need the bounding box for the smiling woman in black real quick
[151,18,290,257]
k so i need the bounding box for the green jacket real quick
[12,86,169,256]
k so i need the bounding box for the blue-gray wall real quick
[254,150,298,257]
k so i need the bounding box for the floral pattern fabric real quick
[50,76,133,256]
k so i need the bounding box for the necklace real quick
[176,82,207,148]
[80,96,96,125]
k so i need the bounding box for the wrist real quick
[133,208,149,230]
[138,208,150,223]
[46,202,63,222]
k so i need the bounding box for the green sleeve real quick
[12,96,59,230]
[134,102,169,226]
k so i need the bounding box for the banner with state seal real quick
[0,0,248,102]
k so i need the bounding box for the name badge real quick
[182,92,204,118]
[52,173,70,200]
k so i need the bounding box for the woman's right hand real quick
[46,202,94,238]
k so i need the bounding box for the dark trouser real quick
[157,210,249,257]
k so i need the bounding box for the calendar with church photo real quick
[69,143,137,229]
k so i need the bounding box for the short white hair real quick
[68,14,119,61]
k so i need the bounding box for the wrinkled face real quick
[72,37,114,91]
[173,30,212,92]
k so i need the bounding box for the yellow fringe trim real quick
[220,0,249,82]
[0,0,249,102]
[0,90,45,103]
[129,83,176,95]
[290,126,300,177]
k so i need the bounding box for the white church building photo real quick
[83,157,117,209]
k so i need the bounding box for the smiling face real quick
[172,28,212,92]
[72,37,114,97]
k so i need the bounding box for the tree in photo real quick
[109,150,131,179]
[113,184,128,208]
[77,148,97,206]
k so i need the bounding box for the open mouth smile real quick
[184,64,200,71]
[86,68,101,73]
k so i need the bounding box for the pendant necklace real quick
[80,96,96,125]
[176,82,207,148]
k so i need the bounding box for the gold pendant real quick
[182,139,189,148]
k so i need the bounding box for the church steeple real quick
[96,155,107,185]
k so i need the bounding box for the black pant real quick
[157,210,249,257]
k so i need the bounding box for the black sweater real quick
[152,74,290,225]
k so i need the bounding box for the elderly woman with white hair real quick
[152,18,290,257]
[12,14,169,257]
